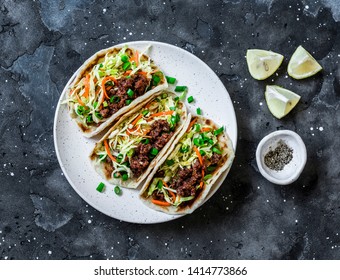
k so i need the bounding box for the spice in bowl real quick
[264,140,293,171]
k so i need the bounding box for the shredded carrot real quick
[138,71,148,76]
[201,127,211,132]
[130,50,139,66]
[151,199,171,206]
[131,114,143,126]
[193,146,203,166]
[93,77,98,83]
[75,90,85,106]
[162,180,169,188]
[83,74,90,98]
[149,111,174,118]
[104,139,116,162]
[166,187,176,202]
[186,118,197,132]
[124,70,132,76]
[101,76,117,101]
[199,181,204,188]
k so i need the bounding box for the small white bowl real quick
[256,130,307,185]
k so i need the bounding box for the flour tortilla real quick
[139,115,235,214]
[89,91,188,189]
[67,46,168,138]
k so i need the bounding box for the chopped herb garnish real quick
[207,165,216,173]
[121,55,129,63]
[199,150,206,156]
[214,127,224,136]
[142,109,149,116]
[113,172,120,178]
[212,147,222,155]
[122,174,129,181]
[114,186,122,195]
[174,97,179,102]
[96,182,105,193]
[126,99,132,105]
[99,154,106,161]
[93,102,98,109]
[127,88,134,98]
[156,180,163,189]
[127,149,135,157]
[110,96,120,103]
[193,138,204,147]
[180,146,189,153]
[76,106,84,115]
[99,63,103,68]
[117,154,124,163]
[152,75,161,86]
[142,138,150,144]
[161,92,168,99]
[187,96,194,103]
[169,106,176,111]
[196,107,202,115]
[194,124,201,132]
[95,112,103,119]
[175,86,187,92]
[150,148,159,156]
[166,159,175,166]
[204,174,213,181]
[123,61,131,71]
[166,76,176,84]
[86,115,93,123]
[103,101,108,107]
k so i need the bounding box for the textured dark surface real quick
[1,0,339,260]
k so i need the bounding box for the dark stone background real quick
[0,0,339,260]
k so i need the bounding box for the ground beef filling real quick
[100,74,149,118]
[129,120,174,177]
[168,152,223,198]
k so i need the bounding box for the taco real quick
[90,91,188,189]
[139,115,235,214]
[64,45,167,137]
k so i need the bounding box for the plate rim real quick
[53,40,238,223]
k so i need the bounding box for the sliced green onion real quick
[121,55,129,62]
[103,101,108,107]
[96,182,105,193]
[127,88,134,98]
[150,148,159,156]
[99,154,106,161]
[126,75,131,79]
[194,124,201,132]
[166,159,175,166]
[214,127,224,136]
[193,138,204,147]
[127,149,135,157]
[93,101,98,109]
[114,186,122,195]
[126,99,132,105]
[196,108,202,115]
[95,112,103,119]
[122,174,129,181]
[204,174,213,181]
[187,96,194,103]
[76,106,84,115]
[113,172,120,178]
[142,109,149,116]
[86,115,93,123]
[166,76,176,84]
[207,165,216,173]
[142,138,150,144]
[169,106,176,111]
[152,75,161,86]
[117,154,124,163]
[106,81,113,86]
[180,146,189,153]
[161,92,168,99]
[199,150,206,156]
[175,86,187,92]
[123,61,131,71]
[99,63,103,68]
[156,180,163,189]
[212,147,222,155]
[110,96,120,103]
[174,96,179,102]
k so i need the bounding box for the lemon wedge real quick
[265,85,301,119]
[246,49,284,80]
[287,46,322,79]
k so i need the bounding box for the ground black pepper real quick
[264,140,293,171]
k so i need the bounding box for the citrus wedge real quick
[287,46,322,79]
[265,85,301,119]
[246,49,284,80]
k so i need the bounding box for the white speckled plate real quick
[53,41,237,224]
